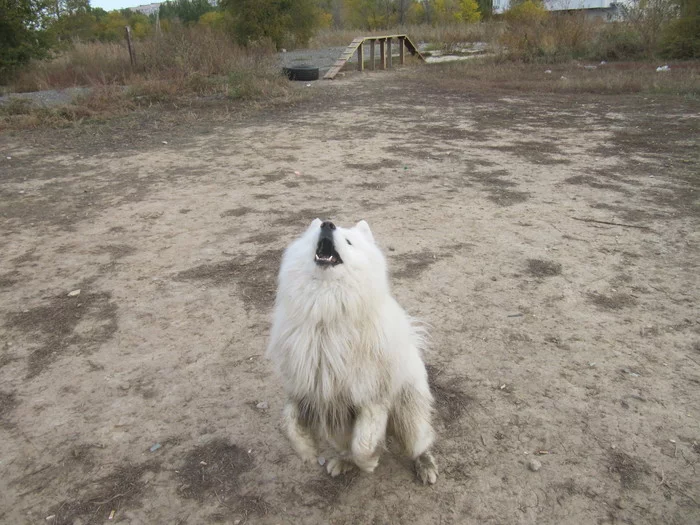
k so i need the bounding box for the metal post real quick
[369,39,375,70]
[387,38,393,68]
[399,37,405,65]
[357,41,364,71]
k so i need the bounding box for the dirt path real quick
[1,69,699,525]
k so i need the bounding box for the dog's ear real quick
[309,218,322,230]
[355,220,374,243]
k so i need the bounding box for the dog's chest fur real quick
[285,316,388,419]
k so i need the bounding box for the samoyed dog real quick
[266,219,438,484]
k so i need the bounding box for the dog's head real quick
[279,218,389,299]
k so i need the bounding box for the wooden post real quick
[399,36,405,65]
[369,39,375,70]
[357,41,364,71]
[125,26,136,68]
[387,38,393,68]
[379,39,386,70]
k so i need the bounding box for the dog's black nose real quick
[320,221,336,231]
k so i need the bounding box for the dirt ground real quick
[1,66,699,525]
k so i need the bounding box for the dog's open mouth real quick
[315,237,342,267]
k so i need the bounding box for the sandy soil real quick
[1,68,699,525]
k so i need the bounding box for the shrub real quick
[660,0,700,58]
[454,0,482,23]
[590,22,646,60]
[221,0,320,49]
[660,15,700,58]
[0,0,51,80]
[622,0,680,57]
[500,0,553,61]
[11,25,285,100]
[198,11,228,31]
[159,0,215,25]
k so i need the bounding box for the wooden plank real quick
[387,38,393,68]
[359,34,406,40]
[323,66,342,79]
[379,39,386,70]
[323,37,364,79]
[402,35,425,61]
[125,26,136,67]
[324,34,423,79]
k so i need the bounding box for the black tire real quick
[283,65,319,81]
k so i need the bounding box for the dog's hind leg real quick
[391,383,439,484]
[350,403,389,472]
[283,401,318,463]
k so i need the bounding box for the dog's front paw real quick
[290,442,318,464]
[326,457,355,477]
[353,453,379,473]
[294,446,320,465]
[415,452,438,485]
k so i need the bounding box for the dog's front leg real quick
[282,401,318,463]
[351,403,388,472]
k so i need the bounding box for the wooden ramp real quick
[324,34,425,80]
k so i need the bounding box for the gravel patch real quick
[0,87,91,108]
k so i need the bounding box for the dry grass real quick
[1,26,293,130]
[309,16,664,64]
[310,18,651,62]
[310,22,505,48]
[424,58,700,96]
[12,27,280,94]
[0,96,107,130]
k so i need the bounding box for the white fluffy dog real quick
[266,219,438,484]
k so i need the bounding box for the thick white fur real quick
[266,219,438,484]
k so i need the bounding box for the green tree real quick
[95,10,129,41]
[221,0,319,48]
[344,0,396,29]
[0,0,52,79]
[622,0,679,56]
[455,0,481,22]
[428,0,481,23]
[198,10,229,30]
[407,0,427,23]
[159,0,215,24]
[48,10,98,41]
[477,0,492,18]
[48,0,89,17]
[660,0,700,57]
[317,0,343,27]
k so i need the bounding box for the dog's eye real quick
[346,239,352,246]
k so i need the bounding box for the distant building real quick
[129,0,218,16]
[493,0,625,19]
[131,3,161,16]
